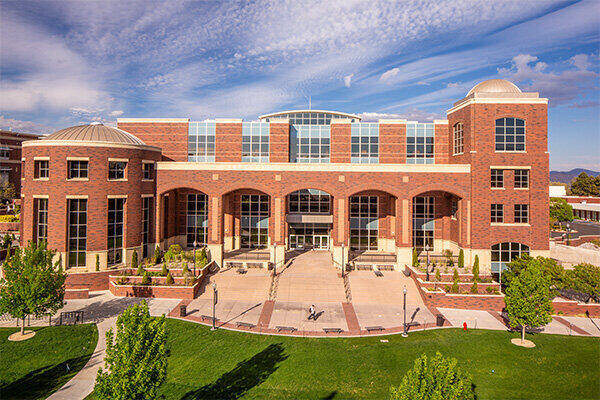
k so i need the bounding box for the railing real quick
[224,250,270,261]
[351,253,397,263]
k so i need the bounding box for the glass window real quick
[350,195,378,251]
[0,148,10,159]
[491,242,529,272]
[491,169,504,188]
[514,204,529,223]
[141,197,153,258]
[453,122,464,155]
[188,122,216,162]
[241,194,269,248]
[351,123,379,163]
[34,160,49,179]
[187,193,208,247]
[491,204,504,223]
[68,199,87,267]
[108,161,127,180]
[0,167,9,184]
[514,169,529,188]
[68,160,88,179]
[290,125,330,163]
[495,118,525,152]
[406,123,434,164]
[242,122,270,162]
[107,198,125,266]
[35,198,48,244]
[413,196,434,250]
[288,189,330,214]
[143,162,154,180]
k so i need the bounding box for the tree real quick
[389,352,475,400]
[165,272,174,285]
[130,250,138,271]
[570,172,600,197]
[470,281,478,294]
[563,263,600,302]
[153,245,161,265]
[136,261,144,276]
[458,249,464,268]
[96,254,100,271]
[503,255,563,290]
[0,241,66,335]
[142,272,151,285]
[412,249,419,268]
[161,262,168,276]
[505,260,553,344]
[472,255,480,282]
[0,181,16,204]
[549,198,573,226]
[95,301,167,400]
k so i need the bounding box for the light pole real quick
[341,243,345,277]
[425,243,431,281]
[273,244,277,276]
[211,283,217,331]
[566,222,571,245]
[402,286,408,337]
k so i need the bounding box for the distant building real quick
[549,185,566,197]
[0,130,40,199]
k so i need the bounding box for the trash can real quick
[403,267,411,277]
[436,314,445,327]
[179,304,187,317]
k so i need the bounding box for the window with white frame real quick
[514,204,529,223]
[241,194,269,248]
[35,198,48,244]
[108,161,127,180]
[491,242,529,272]
[67,198,87,267]
[141,197,152,258]
[290,125,330,163]
[107,198,125,266]
[350,195,378,251]
[188,122,216,162]
[495,118,525,152]
[351,123,379,163]
[0,147,10,159]
[453,123,464,155]
[242,122,269,162]
[413,196,435,250]
[0,167,10,184]
[186,193,208,247]
[288,189,330,214]
[68,160,88,179]
[514,169,529,188]
[34,160,49,179]
[143,162,154,180]
[491,169,504,188]
[406,123,434,164]
[491,204,504,223]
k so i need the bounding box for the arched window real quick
[491,242,529,273]
[453,122,464,155]
[495,118,525,152]
[288,189,331,214]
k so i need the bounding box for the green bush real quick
[453,268,459,282]
[161,263,168,277]
[444,285,451,293]
[165,272,174,285]
[563,263,600,301]
[0,214,19,222]
[141,272,151,285]
[444,250,454,267]
[470,281,478,294]
[153,245,162,265]
[435,268,441,282]
[182,263,189,275]
[458,249,464,268]
[136,262,145,276]
[131,250,138,271]
[451,281,459,294]
[472,255,480,282]
[485,286,498,294]
[412,249,419,268]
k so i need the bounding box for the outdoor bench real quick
[365,325,384,332]
[276,325,297,332]
[236,321,256,328]
[323,327,343,333]
[201,315,218,323]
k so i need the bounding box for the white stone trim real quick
[157,162,471,174]
[23,140,161,152]
[117,118,189,123]
[447,97,548,114]
[108,158,129,162]
[489,165,531,169]
[33,178,49,182]
[378,119,407,124]
[33,156,50,161]
[67,156,90,161]
[107,194,128,199]
[215,118,243,123]
[67,178,89,182]
[32,194,49,199]
[141,194,154,198]
[66,195,89,199]
[490,223,531,227]
[21,157,26,161]
[142,159,156,164]
[434,119,449,124]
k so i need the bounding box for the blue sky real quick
[0,0,598,170]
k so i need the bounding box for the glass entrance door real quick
[313,235,329,250]
[289,235,305,249]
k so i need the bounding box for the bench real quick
[201,315,218,323]
[276,325,297,332]
[236,321,256,329]
[374,270,384,277]
[365,325,384,332]
[323,327,343,333]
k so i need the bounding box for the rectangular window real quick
[68,160,88,179]
[495,118,526,152]
[514,204,529,223]
[351,123,379,163]
[143,162,154,180]
[34,160,49,179]
[491,204,504,223]
[288,189,330,214]
[186,193,208,247]
[290,125,330,163]
[68,198,87,267]
[35,198,48,244]
[406,123,434,164]
[241,194,269,248]
[242,122,269,162]
[141,197,152,258]
[451,199,458,219]
[107,198,125,266]
[108,161,127,180]
[491,169,504,188]
[188,122,216,162]
[0,167,11,184]
[514,169,529,188]
[349,195,378,251]
[453,123,464,155]
[413,196,435,250]
[0,147,10,159]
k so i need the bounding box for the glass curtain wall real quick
[349,195,378,251]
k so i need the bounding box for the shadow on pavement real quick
[181,343,288,400]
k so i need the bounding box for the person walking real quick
[308,305,316,320]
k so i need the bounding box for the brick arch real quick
[283,186,334,198]
[158,186,208,196]
[347,188,398,198]
[345,183,400,198]
[220,187,272,197]
[408,183,468,200]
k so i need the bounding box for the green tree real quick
[472,255,480,282]
[0,181,16,204]
[412,248,419,268]
[165,272,174,285]
[503,255,563,290]
[95,301,167,400]
[435,268,441,282]
[570,172,600,196]
[136,261,144,276]
[549,198,574,226]
[505,260,553,343]
[470,281,478,294]
[563,263,600,301]
[141,272,151,285]
[161,262,168,277]
[389,352,475,400]
[130,250,138,271]
[458,249,464,268]
[153,245,161,265]
[0,241,66,335]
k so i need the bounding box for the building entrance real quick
[288,223,330,250]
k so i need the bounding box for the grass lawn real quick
[0,324,98,400]
[94,319,597,400]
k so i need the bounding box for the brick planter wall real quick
[131,266,202,277]
[65,269,127,291]
[110,274,193,285]
[552,298,600,317]
[0,221,19,232]
[65,288,90,299]
[109,280,202,299]
[418,278,501,295]
[409,265,493,283]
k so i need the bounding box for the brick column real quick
[207,195,223,267]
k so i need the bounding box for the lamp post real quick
[273,244,277,276]
[402,286,408,337]
[341,243,345,277]
[425,243,431,281]
[193,240,198,276]
[211,283,217,331]
[566,222,571,245]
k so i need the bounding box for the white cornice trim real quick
[378,119,407,124]
[157,162,471,174]
[22,140,161,153]
[489,165,531,170]
[215,119,243,123]
[446,97,548,114]
[117,118,189,123]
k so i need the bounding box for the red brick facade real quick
[0,130,40,198]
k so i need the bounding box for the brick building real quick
[0,130,40,199]
[20,79,549,273]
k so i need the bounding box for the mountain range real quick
[549,168,600,184]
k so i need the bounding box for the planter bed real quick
[408,265,493,283]
[109,274,196,286]
[420,287,505,311]
[109,279,202,299]
[418,278,501,295]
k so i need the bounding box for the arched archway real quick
[221,188,272,250]
[347,189,398,254]
[285,188,334,250]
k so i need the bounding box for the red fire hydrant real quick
[463,322,468,331]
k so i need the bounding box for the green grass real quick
[131,319,600,400]
[0,324,98,400]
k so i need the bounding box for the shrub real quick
[168,244,182,261]
[485,286,498,294]
[563,263,600,302]
[95,254,100,271]
[161,263,168,277]
[470,281,478,294]
[389,352,475,400]
[141,272,151,285]
[136,262,144,276]
[131,250,138,271]
[153,245,161,265]
[182,263,189,275]
[472,255,480,282]
[458,249,464,268]
[435,268,441,282]
[412,248,418,268]
[444,285,451,293]
[444,249,454,267]
[0,214,19,222]
[451,281,459,294]
[165,272,174,285]
[453,268,459,282]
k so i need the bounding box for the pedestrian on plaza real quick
[308,305,316,320]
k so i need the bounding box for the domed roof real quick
[43,122,145,146]
[467,79,522,96]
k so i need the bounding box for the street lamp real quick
[425,243,431,281]
[193,240,198,276]
[341,243,345,277]
[211,283,217,331]
[566,222,571,245]
[402,286,408,337]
